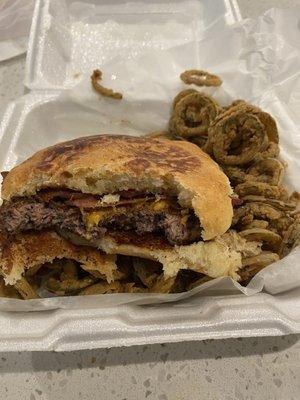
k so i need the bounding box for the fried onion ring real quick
[172,89,198,109]
[170,92,219,138]
[241,195,296,211]
[189,135,209,149]
[46,275,97,295]
[180,69,222,87]
[91,69,123,100]
[223,159,285,186]
[279,218,300,257]
[289,191,300,206]
[235,182,289,200]
[221,166,248,185]
[208,111,267,165]
[247,158,285,185]
[225,99,246,110]
[270,215,295,237]
[239,228,282,251]
[241,251,279,267]
[223,101,279,143]
[232,202,283,227]
[239,264,266,282]
[80,281,124,295]
[241,220,269,230]
[254,142,280,161]
[242,106,278,143]
[239,252,278,282]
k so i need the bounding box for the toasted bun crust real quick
[2,135,233,239]
[62,231,262,281]
[96,233,243,280]
[0,231,117,285]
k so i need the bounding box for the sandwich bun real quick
[60,230,261,280]
[0,231,117,285]
[2,135,233,240]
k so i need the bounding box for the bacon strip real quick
[35,188,158,210]
[68,196,158,209]
[36,189,86,202]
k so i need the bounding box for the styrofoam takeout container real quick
[1,0,300,352]
[1,286,300,352]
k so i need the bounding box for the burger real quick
[0,135,259,297]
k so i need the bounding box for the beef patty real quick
[0,197,202,245]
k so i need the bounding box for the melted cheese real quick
[85,210,107,227]
[84,199,174,228]
[149,199,169,211]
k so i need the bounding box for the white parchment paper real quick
[0,0,34,61]
[0,7,300,311]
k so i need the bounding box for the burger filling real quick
[0,189,202,246]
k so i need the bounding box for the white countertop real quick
[0,1,300,399]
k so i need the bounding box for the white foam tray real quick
[25,0,241,90]
[3,0,300,352]
[0,282,300,351]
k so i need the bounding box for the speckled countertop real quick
[0,1,300,399]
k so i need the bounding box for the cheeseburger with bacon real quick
[0,135,258,296]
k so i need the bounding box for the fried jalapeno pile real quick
[165,70,299,284]
[0,256,211,299]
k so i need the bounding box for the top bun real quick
[2,135,233,240]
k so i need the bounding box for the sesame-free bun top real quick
[2,135,233,240]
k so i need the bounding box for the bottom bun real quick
[61,230,261,280]
[0,231,117,285]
